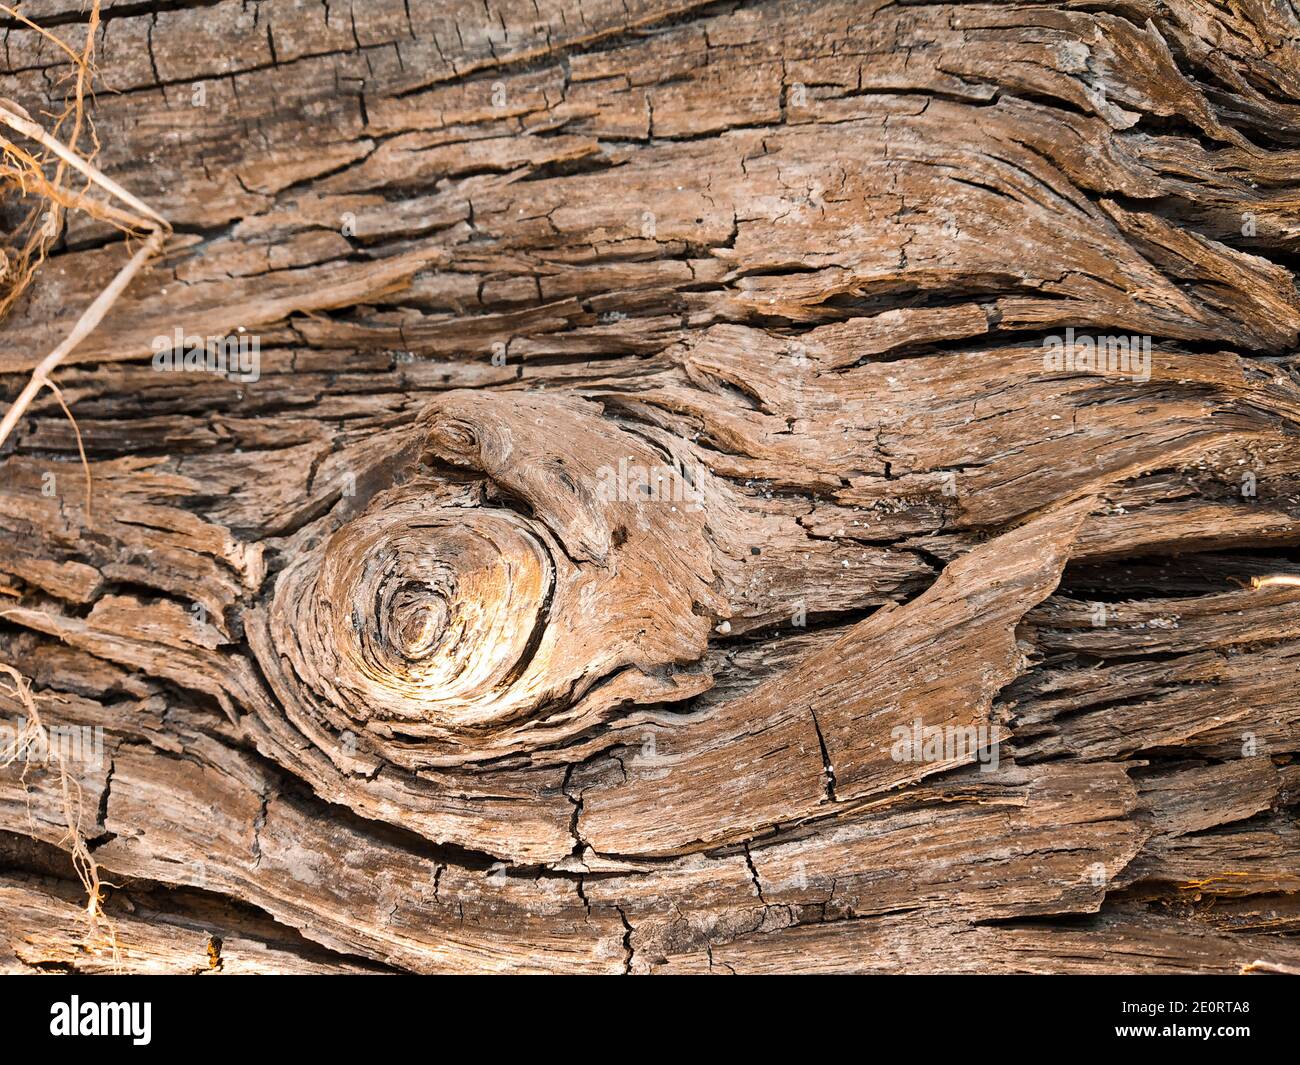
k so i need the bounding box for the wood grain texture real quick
[1,0,1298,973]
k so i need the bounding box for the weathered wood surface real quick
[1,0,1299,973]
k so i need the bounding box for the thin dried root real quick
[0,2,100,321]
[45,379,94,524]
[0,663,121,969]
[0,4,171,457]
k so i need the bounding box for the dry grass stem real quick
[0,0,171,468]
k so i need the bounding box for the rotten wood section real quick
[1,0,1299,973]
